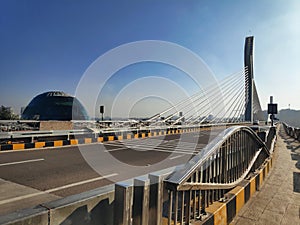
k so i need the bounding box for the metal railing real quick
[110,125,276,225]
[283,122,300,141]
[163,126,275,224]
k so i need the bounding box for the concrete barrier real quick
[42,184,114,225]
[39,121,73,131]
[0,185,114,225]
[0,126,191,151]
[283,122,300,141]
[0,206,48,225]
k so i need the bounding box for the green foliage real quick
[0,105,19,120]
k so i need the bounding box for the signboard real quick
[100,105,104,114]
[268,103,278,114]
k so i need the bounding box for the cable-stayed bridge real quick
[86,37,264,130]
[0,37,291,225]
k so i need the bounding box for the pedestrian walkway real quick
[231,124,300,225]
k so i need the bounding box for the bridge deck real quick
[231,125,300,225]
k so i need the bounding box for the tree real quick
[0,105,19,120]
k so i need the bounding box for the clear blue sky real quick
[1,0,299,117]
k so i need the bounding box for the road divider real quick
[0,124,247,152]
[0,126,204,152]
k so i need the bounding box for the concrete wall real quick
[40,121,73,131]
[0,207,48,225]
[0,185,114,225]
[0,168,174,225]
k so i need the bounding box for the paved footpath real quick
[231,124,300,225]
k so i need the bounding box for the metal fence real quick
[162,126,274,224]
[112,126,276,225]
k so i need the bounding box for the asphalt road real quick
[0,127,224,215]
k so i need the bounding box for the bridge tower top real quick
[244,36,254,122]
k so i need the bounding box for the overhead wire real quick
[171,71,244,125]
[147,66,249,126]
[183,72,244,125]
[149,69,244,125]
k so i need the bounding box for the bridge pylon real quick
[244,36,254,122]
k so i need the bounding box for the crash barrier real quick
[0,123,249,151]
[0,126,276,225]
[282,122,300,141]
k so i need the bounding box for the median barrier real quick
[0,123,249,152]
[0,206,48,225]
[0,185,115,225]
[283,122,300,141]
[43,184,114,225]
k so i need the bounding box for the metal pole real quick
[270,96,274,126]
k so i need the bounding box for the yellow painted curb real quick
[13,143,25,150]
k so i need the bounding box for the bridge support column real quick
[244,36,254,122]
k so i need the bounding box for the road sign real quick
[268,103,277,114]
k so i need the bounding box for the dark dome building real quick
[21,91,89,121]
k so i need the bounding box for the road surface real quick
[0,127,224,215]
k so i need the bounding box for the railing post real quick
[114,181,133,225]
[168,191,173,225]
[132,177,150,225]
[179,191,184,224]
[185,190,191,224]
[296,128,300,141]
[148,174,164,225]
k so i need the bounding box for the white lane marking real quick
[45,173,118,193]
[193,134,204,137]
[0,173,118,205]
[100,133,209,155]
[103,141,203,155]
[104,141,198,151]
[106,147,128,152]
[0,192,43,205]
[107,146,196,155]
[0,158,44,167]
[170,154,185,160]
[129,144,198,152]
